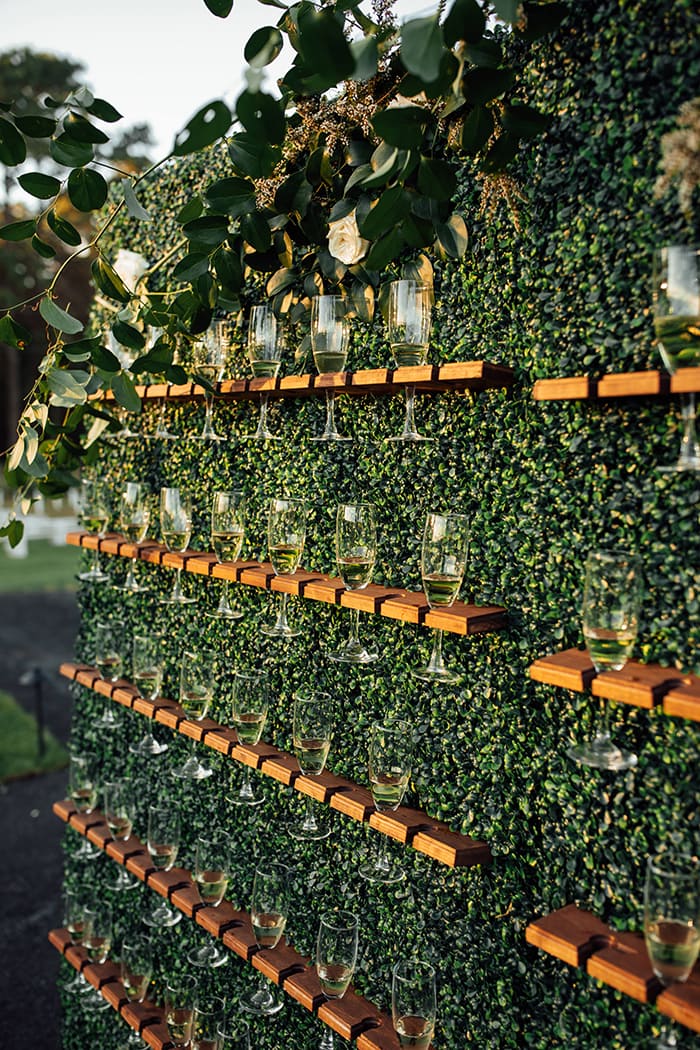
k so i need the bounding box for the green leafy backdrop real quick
[61,1,700,1047]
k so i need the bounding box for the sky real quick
[2,0,433,159]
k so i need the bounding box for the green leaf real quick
[110,371,142,413]
[417,158,457,201]
[183,215,230,247]
[89,342,121,372]
[14,114,57,138]
[482,130,520,171]
[47,368,89,406]
[91,258,131,303]
[31,234,56,259]
[501,101,551,138]
[1,520,24,548]
[236,91,286,145]
[177,196,205,223]
[203,0,233,15]
[39,297,83,334]
[0,219,36,241]
[435,213,469,258]
[130,340,176,374]
[241,211,272,252]
[443,0,486,46]
[213,248,243,291]
[0,117,26,165]
[274,170,313,214]
[493,0,520,23]
[123,181,151,220]
[87,97,123,122]
[64,112,110,144]
[67,167,109,212]
[172,252,211,282]
[244,25,284,67]
[228,132,281,178]
[173,100,231,156]
[372,106,429,149]
[465,39,504,68]
[400,14,445,83]
[266,267,297,297]
[359,186,410,240]
[350,35,378,81]
[461,105,494,154]
[0,314,31,349]
[18,171,61,199]
[462,67,516,106]
[46,209,81,246]
[50,133,94,168]
[112,320,145,351]
[364,227,404,270]
[297,7,355,81]
[205,176,256,217]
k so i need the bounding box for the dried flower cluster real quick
[654,97,700,221]
[477,171,527,232]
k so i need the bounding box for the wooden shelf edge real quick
[532,367,700,402]
[526,905,700,1033]
[59,662,491,871]
[65,531,507,640]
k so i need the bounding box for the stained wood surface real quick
[59,661,491,871]
[533,368,700,401]
[66,530,506,638]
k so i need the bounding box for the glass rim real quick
[386,278,431,290]
[586,547,638,562]
[372,717,411,734]
[213,488,245,499]
[647,850,700,878]
[426,510,468,523]
[293,689,332,705]
[233,667,269,681]
[165,972,197,991]
[270,495,305,508]
[254,858,288,877]
[337,500,375,513]
[392,958,436,979]
[318,908,359,930]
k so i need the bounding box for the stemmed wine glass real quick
[315,910,359,1050]
[130,633,168,756]
[652,245,700,471]
[566,549,641,771]
[413,512,469,683]
[217,1017,251,1049]
[385,280,433,443]
[328,502,378,664]
[643,851,700,1049]
[310,295,350,442]
[78,479,110,583]
[210,490,245,621]
[189,834,231,969]
[192,995,226,1049]
[245,303,283,441]
[261,497,307,639]
[143,805,182,928]
[81,901,113,1010]
[121,934,153,1004]
[164,974,197,1049]
[94,620,126,728]
[359,719,413,884]
[159,487,196,605]
[67,750,101,861]
[172,649,215,781]
[103,780,139,892]
[193,323,229,442]
[290,691,332,840]
[117,482,150,594]
[392,959,437,1049]
[228,668,269,806]
[63,888,89,991]
[240,860,289,1016]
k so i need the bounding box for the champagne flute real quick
[217,1017,251,1049]
[567,549,641,771]
[240,860,289,1016]
[121,934,153,1004]
[143,804,182,928]
[188,834,231,969]
[359,719,413,884]
[245,303,283,441]
[392,959,437,1049]
[261,496,307,639]
[210,490,245,621]
[117,481,150,593]
[63,888,89,991]
[130,633,168,756]
[94,620,126,728]
[310,294,351,442]
[81,901,113,1010]
[159,487,196,605]
[652,245,700,471]
[413,512,469,683]
[385,280,433,443]
[644,851,700,1049]
[192,994,226,1050]
[67,750,101,861]
[193,322,229,442]
[228,668,269,806]
[164,974,197,1050]
[290,691,332,840]
[78,479,110,582]
[328,502,378,664]
[103,780,139,892]
[172,649,215,780]
[315,910,359,1050]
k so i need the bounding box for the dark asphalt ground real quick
[0,592,79,1050]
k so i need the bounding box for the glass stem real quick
[256,392,270,438]
[204,394,214,434]
[124,556,137,589]
[302,796,319,834]
[347,607,361,648]
[91,548,101,575]
[402,384,418,436]
[274,592,290,631]
[217,579,231,613]
[171,567,184,601]
[426,629,446,673]
[324,390,337,436]
[679,393,700,465]
[594,695,612,748]
[319,1028,335,1050]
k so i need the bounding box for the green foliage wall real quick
[61,1,700,1047]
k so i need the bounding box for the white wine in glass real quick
[193,321,229,442]
[385,280,433,443]
[413,512,469,684]
[143,804,182,928]
[392,959,437,1050]
[240,861,289,1016]
[567,549,640,771]
[172,649,215,780]
[94,620,126,729]
[130,633,168,756]
[245,303,283,441]
[261,496,307,639]
[314,910,359,1050]
[78,479,110,583]
[359,719,413,884]
[121,934,153,1004]
[329,502,378,665]
[103,780,139,893]
[117,481,150,593]
[159,487,197,605]
[290,691,332,840]
[210,489,245,621]
[310,294,350,442]
[228,668,269,806]
[164,974,197,1049]
[188,834,230,969]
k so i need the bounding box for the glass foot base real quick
[207,608,245,621]
[567,740,638,771]
[114,582,149,594]
[658,459,700,472]
[412,665,462,684]
[108,873,139,892]
[225,793,265,807]
[288,821,331,841]
[187,945,228,968]
[327,644,379,665]
[172,764,213,781]
[239,989,284,1016]
[77,571,110,583]
[142,906,182,928]
[158,595,197,605]
[385,433,433,443]
[96,712,119,728]
[310,433,351,443]
[260,623,301,639]
[241,432,282,442]
[130,736,168,756]
[358,858,405,884]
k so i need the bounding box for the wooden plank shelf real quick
[529,648,700,722]
[50,803,419,1049]
[59,662,492,870]
[532,367,700,402]
[97,360,514,404]
[65,530,507,639]
[526,904,700,1034]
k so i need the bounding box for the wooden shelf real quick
[526,904,700,1034]
[529,648,700,721]
[59,662,492,870]
[65,531,507,639]
[99,361,514,404]
[532,367,700,402]
[51,800,421,1049]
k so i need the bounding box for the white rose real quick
[112,248,149,291]
[327,210,369,266]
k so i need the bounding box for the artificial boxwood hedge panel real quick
[60,1,699,1048]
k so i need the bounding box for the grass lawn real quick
[0,689,69,781]
[0,540,79,593]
